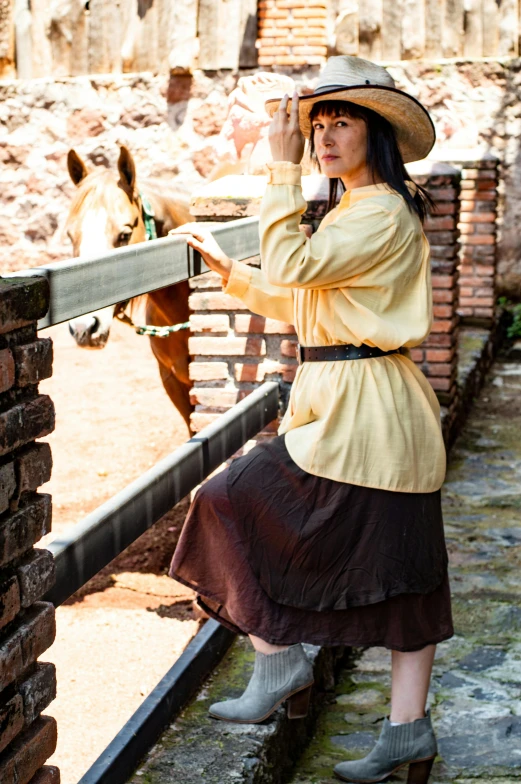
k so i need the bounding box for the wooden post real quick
[463,0,483,58]
[401,0,425,59]
[168,0,198,72]
[442,0,464,57]
[14,0,31,78]
[498,0,518,56]
[0,0,15,77]
[198,0,243,70]
[424,0,442,58]
[381,0,403,60]
[482,0,499,57]
[88,0,123,74]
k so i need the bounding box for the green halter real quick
[140,192,158,241]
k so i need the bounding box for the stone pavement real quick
[289,351,521,783]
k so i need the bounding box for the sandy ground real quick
[37,320,200,784]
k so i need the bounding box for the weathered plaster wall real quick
[0,58,521,294]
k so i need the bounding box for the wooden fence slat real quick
[198,0,243,70]
[333,0,360,56]
[358,0,383,59]
[28,0,52,77]
[482,0,499,56]
[381,0,402,60]
[424,0,443,57]
[239,0,258,68]
[168,0,198,72]
[498,0,518,56]
[463,0,483,57]
[442,0,464,57]
[0,0,15,77]
[129,0,159,73]
[88,0,123,74]
[14,0,32,78]
[401,0,425,59]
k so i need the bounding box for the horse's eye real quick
[116,228,133,247]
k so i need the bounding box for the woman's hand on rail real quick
[169,224,234,282]
[269,91,305,165]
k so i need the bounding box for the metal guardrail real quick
[7,216,260,328]
[45,381,279,606]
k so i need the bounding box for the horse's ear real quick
[118,145,136,191]
[67,149,89,186]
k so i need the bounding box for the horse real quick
[65,146,193,431]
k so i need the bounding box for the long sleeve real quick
[224,259,294,324]
[260,162,398,290]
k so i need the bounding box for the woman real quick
[170,55,452,784]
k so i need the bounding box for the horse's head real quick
[65,146,147,348]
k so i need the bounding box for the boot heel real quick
[287,684,312,719]
[407,758,434,784]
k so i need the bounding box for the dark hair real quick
[309,100,434,222]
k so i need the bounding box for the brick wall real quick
[433,151,499,326]
[189,165,462,436]
[257,0,328,67]
[0,278,58,784]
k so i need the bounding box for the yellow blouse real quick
[224,161,446,493]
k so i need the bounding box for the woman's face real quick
[311,110,369,184]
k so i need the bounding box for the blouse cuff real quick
[265,161,302,186]
[223,260,252,298]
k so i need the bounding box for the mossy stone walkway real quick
[289,353,521,783]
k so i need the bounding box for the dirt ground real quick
[38,320,201,784]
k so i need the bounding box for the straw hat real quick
[265,56,435,164]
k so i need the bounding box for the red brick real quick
[234,315,296,334]
[28,767,60,784]
[0,716,57,784]
[189,315,230,333]
[189,362,228,381]
[460,188,497,200]
[13,340,52,387]
[458,212,496,224]
[0,576,20,632]
[461,168,480,179]
[430,318,458,333]
[0,396,55,457]
[189,337,266,357]
[475,265,495,276]
[0,349,15,394]
[188,271,224,290]
[459,287,474,298]
[189,412,222,432]
[0,279,49,336]
[293,7,328,16]
[432,202,457,215]
[422,333,454,347]
[425,362,453,377]
[426,349,454,362]
[280,340,298,358]
[0,694,24,754]
[432,289,456,303]
[458,223,475,235]
[17,549,56,608]
[458,306,473,317]
[474,307,494,318]
[428,377,452,391]
[189,388,241,408]
[15,443,53,497]
[19,662,57,725]
[424,215,456,231]
[460,296,495,307]
[0,495,52,568]
[234,361,296,382]
[188,293,248,311]
[292,45,328,54]
[474,288,494,299]
[274,55,313,64]
[0,463,15,515]
[459,276,493,287]
[409,348,424,362]
[433,305,453,318]
[424,230,458,245]
[427,188,457,200]
[431,274,456,289]
[283,366,297,382]
[475,223,496,235]
[0,603,55,692]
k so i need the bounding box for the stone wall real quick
[189,163,463,438]
[0,58,520,294]
[0,277,58,783]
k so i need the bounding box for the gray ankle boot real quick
[334,712,437,784]
[208,643,314,724]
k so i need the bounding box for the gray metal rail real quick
[45,381,279,606]
[7,216,260,328]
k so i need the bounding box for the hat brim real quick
[265,85,435,164]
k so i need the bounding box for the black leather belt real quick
[298,344,401,363]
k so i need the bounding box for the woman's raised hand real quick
[268,91,305,165]
[169,224,233,282]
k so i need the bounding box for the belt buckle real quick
[297,344,304,365]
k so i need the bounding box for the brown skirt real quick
[170,435,453,652]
